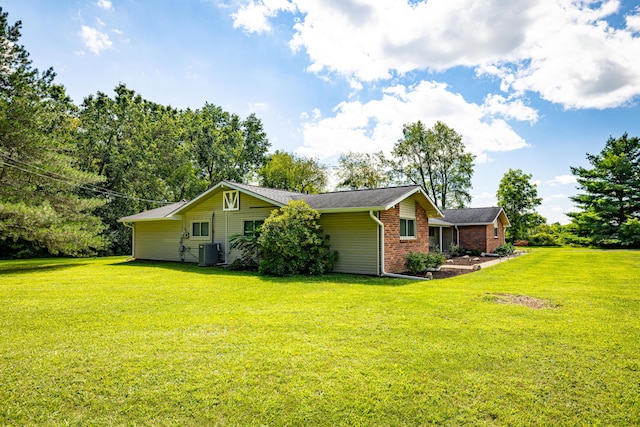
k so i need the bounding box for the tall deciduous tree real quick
[337,151,389,190]
[258,151,327,193]
[76,85,195,254]
[185,104,270,188]
[0,8,106,256]
[568,133,640,247]
[496,168,544,241]
[76,87,270,254]
[390,120,474,209]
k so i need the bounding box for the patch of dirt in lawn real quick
[483,293,556,309]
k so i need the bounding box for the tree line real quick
[1,7,638,258]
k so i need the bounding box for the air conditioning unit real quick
[198,243,220,267]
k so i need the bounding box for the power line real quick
[0,150,126,198]
[0,159,171,205]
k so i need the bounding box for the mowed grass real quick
[0,249,638,426]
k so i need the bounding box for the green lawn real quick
[0,248,638,426]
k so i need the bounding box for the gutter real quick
[369,211,430,281]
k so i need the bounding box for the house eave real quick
[316,206,386,214]
[117,215,183,223]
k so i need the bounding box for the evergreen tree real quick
[0,8,106,256]
[568,133,640,247]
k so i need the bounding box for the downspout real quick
[455,225,460,246]
[369,211,430,281]
[122,222,135,258]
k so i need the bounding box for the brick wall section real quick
[457,225,488,252]
[457,220,506,253]
[486,220,505,253]
[380,203,430,274]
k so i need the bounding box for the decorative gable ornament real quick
[223,190,239,211]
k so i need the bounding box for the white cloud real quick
[297,81,529,162]
[546,174,577,186]
[481,1,640,109]
[80,25,112,55]
[95,17,106,27]
[543,193,567,202]
[471,192,497,207]
[231,0,640,109]
[96,0,113,11]
[626,7,640,32]
[232,0,296,34]
[482,94,538,123]
[248,102,269,112]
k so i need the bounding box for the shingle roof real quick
[119,201,187,222]
[293,185,424,211]
[119,181,443,222]
[439,207,505,225]
[229,181,300,205]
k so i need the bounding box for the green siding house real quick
[119,180,443,275]
[120,181,510,275]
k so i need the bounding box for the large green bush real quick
[257,200,338,276]
[528,232,560,247]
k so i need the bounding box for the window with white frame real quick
[400,218,416,238]
[191,221,210,239]
[243,220,264,236]
[494,220,499,238]
[399,198,416,239]
[223,190,239,211]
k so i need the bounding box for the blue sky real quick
[5,0,640,223]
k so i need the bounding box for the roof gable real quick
[437,207,511,227]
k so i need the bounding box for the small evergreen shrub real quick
[405,251,427,274]
[495,243,515,256]
[228,232,260,270]
[448,243,464,257]
[425,253,445,269]
[405,251,445,274]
